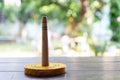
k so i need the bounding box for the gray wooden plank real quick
[1,57,120,80]
[0,58,40,63]
[11,71,120,80]
[0,72,14,80]
[1,62,120,71]
[13,72,66,80]
[1,57,120,63]
[66,71,120,80]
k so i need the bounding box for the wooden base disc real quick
[24,62,66,77]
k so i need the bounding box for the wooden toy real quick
[24,16,66,77]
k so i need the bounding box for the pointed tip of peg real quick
[42,16,47,23]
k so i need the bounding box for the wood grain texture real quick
[24,63,66,77]
[3,71,120,80]
[0,57,120,80]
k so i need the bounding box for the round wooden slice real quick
[24,62,66,77]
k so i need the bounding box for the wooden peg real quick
[42,16,49,66]
[24,16,66,77]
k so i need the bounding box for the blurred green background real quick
[0,0,120,57]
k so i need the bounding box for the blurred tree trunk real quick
[65,0,88,37]
[17,0,27,43]
[78,0,88,24]
[17,0,32,43]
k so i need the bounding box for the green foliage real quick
[0,2,3,8]
[110,0,120,42]
[3,6,18,22]
[3,0,97,25]
[2,0,115,56]
[19,0,80,24]
[0,0,4,22]
[88,38,107,56]
[18,0,35,23]
[0,0,3,8]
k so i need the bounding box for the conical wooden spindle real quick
[24,16,66,77]
[42,16,49,66]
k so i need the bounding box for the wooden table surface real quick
[1,57,120,80]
